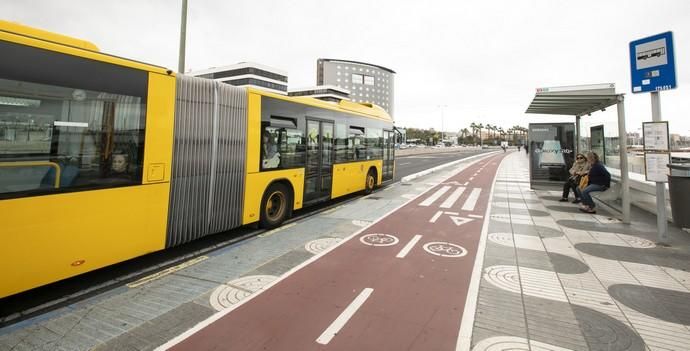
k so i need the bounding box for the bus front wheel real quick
[260,183,292,229]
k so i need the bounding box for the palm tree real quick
[477,123,484,146]
[459,128,470,144]
[469,123,478,145]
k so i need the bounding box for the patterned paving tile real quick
[608,284,690,325]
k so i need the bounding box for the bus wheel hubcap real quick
[267,192,285,220]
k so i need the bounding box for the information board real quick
[643,121,669,151]
[644,152,670,182]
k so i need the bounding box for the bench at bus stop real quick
[591,170,674,223]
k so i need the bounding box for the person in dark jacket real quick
[576,152,610,214]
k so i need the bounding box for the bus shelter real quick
[525,83,630,223]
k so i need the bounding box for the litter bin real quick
[667,163,690,229]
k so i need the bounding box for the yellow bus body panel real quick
[246,93,261,175]
[142,73,175,184]
[331,161,382,198]
[0,184,169,298]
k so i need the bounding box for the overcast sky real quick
[4,0,690,135]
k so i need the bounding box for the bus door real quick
[304,119,334,203]
[382,130,395,181]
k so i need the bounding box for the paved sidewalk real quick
[470,152,690,351]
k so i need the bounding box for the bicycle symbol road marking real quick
[423,242,468,258]
[360,234,400,247]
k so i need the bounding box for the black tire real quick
[364,169,377,195]
[259,182,292,229]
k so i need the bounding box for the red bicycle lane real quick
[164,152,507,351]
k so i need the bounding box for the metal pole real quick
[441,106,444,144]
[616,96,631,223]
[178,0,188,73]
[651,91,669,243]
[575,116,581,155]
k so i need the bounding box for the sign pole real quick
[651,92,669,244]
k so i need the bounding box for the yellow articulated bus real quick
[0,21,395,298]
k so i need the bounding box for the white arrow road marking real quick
[440,187,466,208]
[419,186,451,207]
[450,216,475,226]
[461,188,482,211]
[396,235,423,258]
[316,288,374,345]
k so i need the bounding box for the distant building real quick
[189,62,288,95]
[443,132,458,145]
[317,58,395,115]
[288,85,350,102]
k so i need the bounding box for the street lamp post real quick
[438,105,447,145]
[178,0,188,73]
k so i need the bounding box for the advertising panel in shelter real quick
[528,123,575,187]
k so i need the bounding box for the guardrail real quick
[0,161,61,188]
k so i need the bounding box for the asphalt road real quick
[394,149,494,182]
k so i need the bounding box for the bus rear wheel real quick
[364,169,377,195]
[260,183,292,229]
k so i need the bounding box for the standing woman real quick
[576,152,611,214]
[559,153,589,203]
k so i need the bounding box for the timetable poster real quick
[644,152,670,182]
[643,121,669,151]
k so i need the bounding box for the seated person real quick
[575,152,610,214]
[559,153,589,203]
[109,151,132,179]
[262,131,280,169]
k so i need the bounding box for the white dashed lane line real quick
[396,235,423,258]
[316,288,374,345]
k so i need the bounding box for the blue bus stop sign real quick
[629,31,677,93]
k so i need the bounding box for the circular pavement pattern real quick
[484,265,568,302]
[423,242,468,258]
[305,237,342,254]
[472,336,574,351]
[483,265,522,295]
[616,234,655,248]
[360,233,399,246]
[488,232,514,247]
[210,275,277,311]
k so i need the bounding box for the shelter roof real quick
[525,83,621,117]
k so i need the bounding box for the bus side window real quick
[262,125,305,170]
[349,126,365,161]
[0,65,146,198]
[334,123,348,163]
